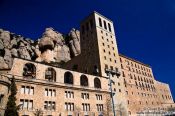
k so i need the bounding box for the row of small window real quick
[65,102,104,112]
[135,81,155,90]
[127,100,162,105]
[19,100,104,112]
[121,65,152,78]
[21,86,56,97]
[104,56,117,63]
[20,86,34,95]
[160,89,170,93]
[122,71,154,84]
[81,19,94,34]
[162,94,172,100]
[104,64,119,76]
[101,35,113,41]
[120,58,151,73]
[126,91,158,98]
[103,49,116,56]
[99,18,112,32]
[102,42,114,49]
[21,87,103,101]
[65,91,103,101]
[124,81,156,92]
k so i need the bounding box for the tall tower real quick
[64,11,128,115]
[80,11,120,77]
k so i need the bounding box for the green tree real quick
[4,77,19,116]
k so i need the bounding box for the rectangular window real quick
[21,86,25,94]
[25,86,29,94]
[108,23,111,32]
[48,90,51,97]
[44,101,56,110]
[86,22,89,31]
[81,93,89,99]
[45,88,56,97]
[24,100,28,108]
[105,64,108,69]
[30,87,34,95]
[65,102,74,111]
[21,86,34,95]
[99,18,102,27]
[45,89,48,96]
[96,94,103,100]
[65,91,74,98]
[82,103,90,111]
[96,104,103,111]
[28,100,33,109]
[20,99,33,110]
[90,19,93,29]
[82,25,85,34]
[104,21,107,30]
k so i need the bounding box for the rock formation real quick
[37,27,71,63]
[68,28,81,57]
[0,27,81,69]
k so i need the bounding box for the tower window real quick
[99,18,102,27]
[104,20,107,30]
[108,23,112,32]
[86,22,89,31]
[90,19,93,28]
[82,25,85,34]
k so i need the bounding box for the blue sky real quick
[0,0,174,100]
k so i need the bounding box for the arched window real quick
[23,63,36,79]
[80,75,88,86]
[94,78,101,88]
[64,72,73,84]
[45,67,56,82]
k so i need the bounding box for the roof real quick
[80,11,113,24]
[119,53,151,68]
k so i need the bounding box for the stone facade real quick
[4,58,111,116]
[119,54,174,115]
[0,11,174,116]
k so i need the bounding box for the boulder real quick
[43,27,63,45]
[0,39,4,50]
[4,49,13,68]
[68,28,81,56]
[18,42,31,60]
[0,31,11,48]
[11,48,18,57]
[0,57,8,69]
[10,38,17,48]
[53,44,71,62]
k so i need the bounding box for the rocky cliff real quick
[0,28,81,69]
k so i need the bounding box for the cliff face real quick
[0,28,81,69]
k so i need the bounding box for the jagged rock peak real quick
[0,27,81,69]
